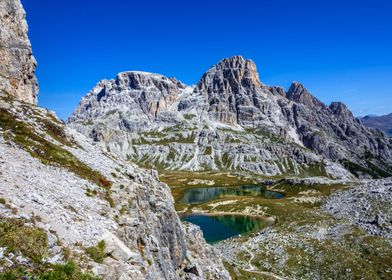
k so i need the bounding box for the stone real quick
[0,0,38,104]
[102,231,139,262]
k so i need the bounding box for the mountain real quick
[69,56,392,179]
[0,1,229,279]
[361,113,392,136]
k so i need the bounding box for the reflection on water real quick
[182,214,267,244]
[180,185,284,204]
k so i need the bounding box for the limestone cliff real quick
[0,0,38,104]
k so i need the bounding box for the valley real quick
[159,171,392,279]
[66,54,392,279]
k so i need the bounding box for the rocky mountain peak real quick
[329,101,354,119]
[0,0,38,104]
[114,71,186,91]
[69,71,188,124]
[195,56,264,125]
[286,82,324,108]
[196,55,261,92]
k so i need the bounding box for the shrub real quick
[85,240,106,263]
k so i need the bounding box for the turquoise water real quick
[180,185,284,205]
[182,214,267,244]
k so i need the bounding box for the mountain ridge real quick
[69,56,392,179]
[361,113,392,136]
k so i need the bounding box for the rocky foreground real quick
[324,178,392,240]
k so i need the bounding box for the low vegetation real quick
[0,103,112,192]
[0,261,100,280]
[85,240,106,263]
[0,218,99,279]
[0,218,48,263]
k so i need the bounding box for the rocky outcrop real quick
[283,84,392,177]
[286,82,324,108]
[0,0,38,104]
[69,56,392,179]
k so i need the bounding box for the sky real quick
[22,0,392,120]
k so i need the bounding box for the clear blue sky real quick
[22,0,392,120]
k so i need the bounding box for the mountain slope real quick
[0,89,229,280]
[361,113,392,136]
[69,56,392,179]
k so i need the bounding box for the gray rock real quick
[323,178,392,239]
[0,0,38,104]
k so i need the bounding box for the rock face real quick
[69,56,392,179]
[0,0,38,104]
[286,82,324,108]
[196,56,263,125]
[361,113,392,136]
[70,71,185,128]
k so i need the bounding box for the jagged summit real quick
[195,56,264,125]
[329,101,353,118]
[197,55,261,92]
[69,70,189,123]
[113,71,186,91]
[286,81,324,108]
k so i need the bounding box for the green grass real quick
[0,217,99,279]
[340,159,391,178]
[204,146,212,155]
[0,261,101,280]
[0,218,48,263]
[183,113,196,120]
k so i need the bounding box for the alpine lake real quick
[159,171,347,244]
